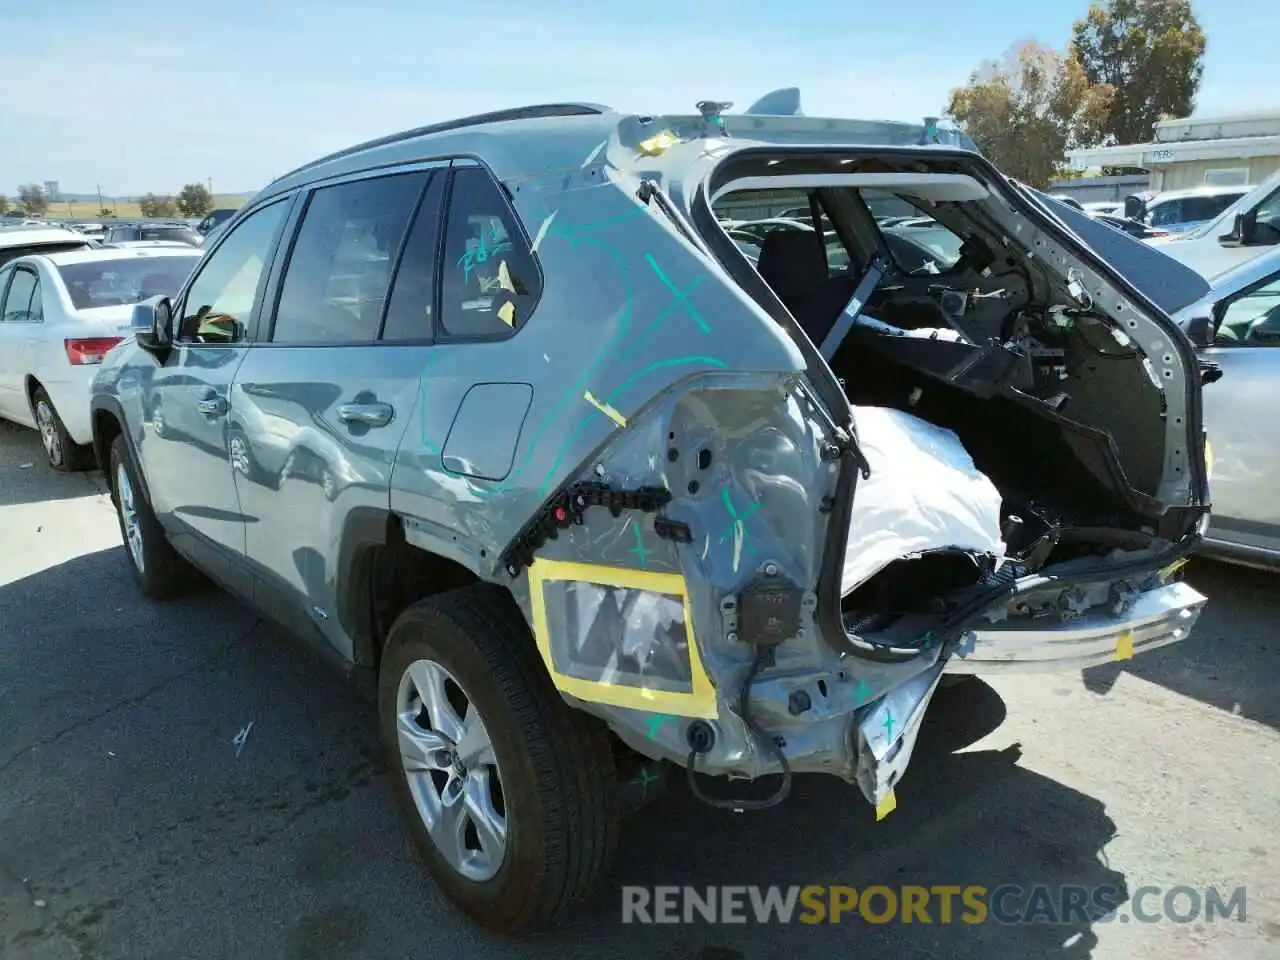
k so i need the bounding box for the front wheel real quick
[378,584,618,934]
[109,435,194,600]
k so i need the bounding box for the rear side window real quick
[57,257,197,309]
[271,171,426,344]
[380,172,445,342]
[2,268,39,322]
[438,167,541,338]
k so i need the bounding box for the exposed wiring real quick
[685,647,793,812]
[1071,320,1138,360]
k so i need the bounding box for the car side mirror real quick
[1220,210,1258,247]
[133,296,173,356]
[1184,315,1214,349]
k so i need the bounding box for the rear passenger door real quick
[230,165,445,656]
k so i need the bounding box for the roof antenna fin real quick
[744,88,803,117]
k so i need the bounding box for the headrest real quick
[755,230,828,309]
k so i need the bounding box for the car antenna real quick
[695,100,733,137]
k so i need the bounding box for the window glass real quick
[1147,200,1184,227]
[2,269,38,322]
[140,226,200,245]
[439,167,541,337]
[1216,273,1280,347]
[57,256,198,309]
[178,199,288,344]
[1254,187,1280,244]
[272,172,426,344]
[380,173,444,341]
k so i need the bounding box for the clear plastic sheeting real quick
[527,559,718,718]
[842,406,1005,596]
[555,582,693,692]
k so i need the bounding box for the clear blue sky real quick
[1,0,1273,197]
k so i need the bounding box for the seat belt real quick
[819,256,888,361]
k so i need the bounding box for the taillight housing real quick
[65,337,124,365]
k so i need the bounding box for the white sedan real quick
[0,247,202,470]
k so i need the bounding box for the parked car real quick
[0,247,201,469]
[1082,201,1124,218]
[0,224,96,267]
[1146,169,1280,279]
[89,95,1210,934]
[1171,247,1280,567]
[1094,213,1171,239]
[102,221,203,247]
[195,208,238,237]
[1137,184,1252,235]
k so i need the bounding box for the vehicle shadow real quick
[0,421,107,507]
[1082,560,1279,730]
[549,679,1126,959]
[0,548,1125,960]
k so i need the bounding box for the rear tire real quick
[109,435,193,600]
[33,387,93,472]
[378,583,618,934]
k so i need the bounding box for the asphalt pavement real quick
[1,418,1277,960]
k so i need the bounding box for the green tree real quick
[0,195,7,214]
[947,41,1114,188]
[176,182,214,218]
[139,193,177,218]
[17,183,48,215]
[1072,0,1206,145]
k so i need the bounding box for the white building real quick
[1067,109,1280,192]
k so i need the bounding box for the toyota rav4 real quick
[89,91,1213,934]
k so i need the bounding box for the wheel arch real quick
[338,509,500,673]
[89,396,139,494]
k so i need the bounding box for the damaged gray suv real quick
[90,91,1213,933]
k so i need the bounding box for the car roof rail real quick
[278,102,615,182]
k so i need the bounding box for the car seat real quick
[755,230,856,345]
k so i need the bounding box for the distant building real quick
[43,180,60,201]
[1066,109,1280,192]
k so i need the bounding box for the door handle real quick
[197,395,228,417]
[338,401,394,427]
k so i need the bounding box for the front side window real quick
[177,199,289,344]
[438,167,541,337]
[1,268,39,322]
[1215,272,1280,347]
[271,171,426,344]
[1253,187,1280,245]
[140,226,200,245]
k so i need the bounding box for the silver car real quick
[1173,246,1280,567]
[89,94,1211,934]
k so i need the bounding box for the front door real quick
[231,168,440,658]
[138,197,292,584]
[1201,264,1280,556]
[0,264,41,425]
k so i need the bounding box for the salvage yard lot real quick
[0,418,1276,960]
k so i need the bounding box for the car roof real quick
[0,226,91,248]
[1150,184,1252,202]
[39,247,202,266]
[255,100,975,205]
[1205,245,1280,295]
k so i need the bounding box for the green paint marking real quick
[882,708,895,741]
[645,253,711,333]
[645,714,677,738]
[851,680,873,705]
[633,765,662,799]
[630,522,650,567]
[717,488,761,544]
[611,354,727,399]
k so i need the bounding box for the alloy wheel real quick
[115,463,145,572]
[35,400,62,466]
[396,658,507,882]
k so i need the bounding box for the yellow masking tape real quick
[639,131,678,156]
[876,789,897,821]
[583,390,627,428]
[527,558,718,719]
[1204,438,1214,482]
[498,301,515,326]
[1114,631,1134,661]
[498,260,516,294]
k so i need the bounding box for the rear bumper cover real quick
[943,580,1207,674]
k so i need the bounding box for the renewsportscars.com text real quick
[621,884,1247,925]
